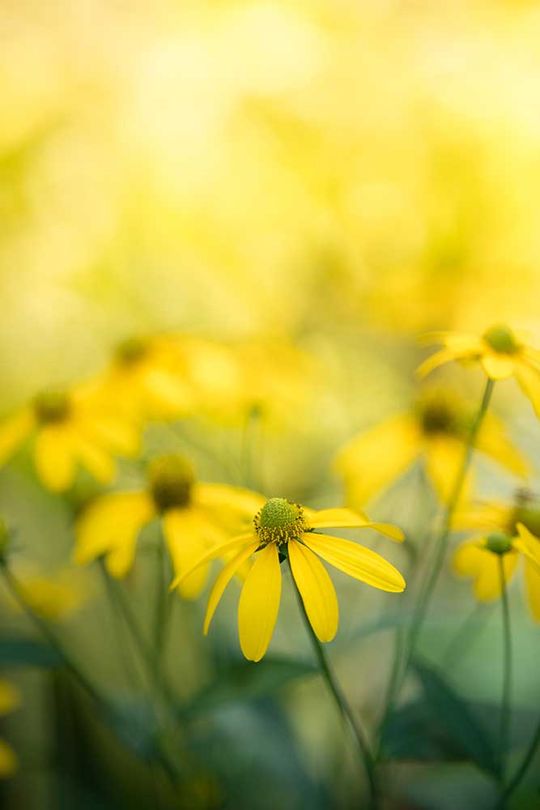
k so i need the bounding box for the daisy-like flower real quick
[417,324,540,416]
[0,680,19,778]
[74,454,265,597]
[334,388,527,505]
[171,497,406,662]
[0,385,138,492]
[453,490,540,619]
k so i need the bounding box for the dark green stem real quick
[497,717,540,808]
[498,555,512,783]
[288,559,379,809]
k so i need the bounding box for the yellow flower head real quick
[0,680,19,778]
[453,490,540,620]
[0,383,139,492]
[171,497,406,662]
[417,325,540,416]
[74,453,265,598]
[3,568,88,621]
[334,387,527,506]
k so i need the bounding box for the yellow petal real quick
[524,559,540,622]
[238,543,281,661]
[425,436,469,503]
[0,739,17,777]
[288,539,338,642]
[143,368,192,415]
[453,539,488,577]
[333,415,419,505]
[416,348,458,378]
[0,409,34,465]
[203,541,258,634]
[514,361,540,417]
[476,412,529,477]
[169,533,258,591]
[195,483,265,515]
[480,352,515,380]
[301,533,405,593]
[0,682,19,715]
[74,491,155,577]
[514,523,540,568]
[33,426,76,491]
[475,552,518,602]
[72,433,115,483]
[163,509,218,599]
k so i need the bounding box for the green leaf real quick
[382,659,500,777]
[185,656,317,716]
[0,636,62,667]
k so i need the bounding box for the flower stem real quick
[498,555,512,783]
[288,559,379,809]
[497,716,540,808]
[379,377,495,735]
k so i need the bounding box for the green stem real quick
[497,716,540,808]
[498,555,512,783]
[384,377,495,724]
[288,559,379,809]
[154,536,170,668]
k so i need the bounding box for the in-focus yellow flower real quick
[453,491,540,620]
[172,497,406,662]
[75,454,264,597]
[334,388,527,505]
[418,325,540,415]
[0,680,19,778]
[0,385,138,491]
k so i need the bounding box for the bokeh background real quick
[1,1,540,808]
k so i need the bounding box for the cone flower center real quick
[254,497,308,546]
[149,454,194,512]
[483,324,519,355]
[33,391,71,424]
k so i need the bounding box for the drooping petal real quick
[425,436,470,503]
[238,544,281,661]
[195,483,265,516]
[476,412,529,477]
[514,523,540,569]
[288,539,338,642]
[301,533,405,593]
[453,539,488,576]
[72,433,115,483]
[333,415,419,506]
[0,409,34,465]
[416,348,459,379]
[203,541,258,634]
[514,360,540,417]
[524,559,540,622]
[163,508,222,599]
[308,509,404,541]
[74,491,155,577]
[480,353,515,380]
[33,426,76,491]
[169,533,258,591]
[474,551,518,602]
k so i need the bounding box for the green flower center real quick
[254,497,308,546]
[33,390,71,424]
[149,454,195,512]
[115,337,149,366]
[485,532,513,555]
[482,325,519,355]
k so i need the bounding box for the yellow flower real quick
[74,454,265,597]
[3,568,88,621]
[171,497,406,662]
[0,385,139,492]
[453,491,540,620]
[0,680,19,778]
[417,325,540,416]
[334,388,527,505]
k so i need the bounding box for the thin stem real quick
[498,555,512,783]
[288,559,379,809]
[384,378,495,723]
[497,716,540,808]
[153,536,170,667]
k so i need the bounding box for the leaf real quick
[0,636,62,667]
[382,659,500,777]
[185,656,317,716]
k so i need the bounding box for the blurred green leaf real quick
[186,657,317,716]
[0,636,62,667]
[382,660,499,777]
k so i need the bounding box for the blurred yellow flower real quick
[0,680,19,778]
[74,454,264,597]
[0,385,138,492]
[334,388,527,506]
[172,497,405,662]
[453,491,540,619]
[3,569,88,621]
[418,325,540,416]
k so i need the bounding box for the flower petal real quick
[524,558,540,622]
[453,539,518,601]
[0,409,34,465]
[301,533,405,593]
[163,509,221,599]
[72,433,115,484]
[195,483,265,515]
[514,360,540,417]
[476,412,529,477]
[288,539,338,642]
[416,348,458,379]
[74,491,155,577]
[169,533,257,591]
[203,542,258,634]
[34,426,76,491]
[238,543,281,661]
[514,523,540,569]
[480,353,515,380]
